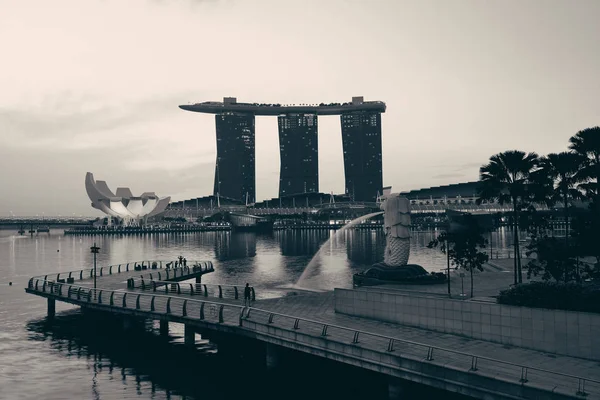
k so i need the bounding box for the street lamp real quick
[91,243,100,295]
[446,239,451,298]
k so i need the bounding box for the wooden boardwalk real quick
[25,263,600,400]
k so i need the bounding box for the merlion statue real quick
[381,194,411,267]
[353,188,445,286]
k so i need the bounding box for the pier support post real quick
[388,377,405,400]
[266,343,280,369]
[195,275,202,284]
[184,324,195,346]
[47,298,56,319]
[159,320,169,337]
[122,316,146,332]
[122,316,134,331]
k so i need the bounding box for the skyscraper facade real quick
[180,96,386,203]
[277,113,319,197]
[340,111,383,202]
[213,112,255,203]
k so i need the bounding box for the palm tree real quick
[533,152,584,281]
[535,152,584,233]
[569,127,600,203]
[478,150,539,285]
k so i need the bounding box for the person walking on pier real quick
[244,283,252,307]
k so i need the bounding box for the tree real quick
[526,230,578,284]
[570,201,600,279]
[428,213,489,298]
[569,126,600,204]
[532,152,585,252]
[478,150,539,285]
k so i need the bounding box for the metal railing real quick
[28,260,214,287]
[28,278,245,325]
[241,307,600,397]
[26,278,600,398]
[128,278,255,301]
[124,264,214,288]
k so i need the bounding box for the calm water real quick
[0,228,517,400]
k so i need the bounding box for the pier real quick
[24,262,600,400]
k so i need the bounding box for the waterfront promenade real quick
[25,262,600,400]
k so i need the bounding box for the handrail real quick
[31,278,243,319]
[131,279,241,290]
[128,278,255,301]
[243,306,600,385]
[27,277,600,397]
[28,260,214,285]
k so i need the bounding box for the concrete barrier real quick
[334,288,600,361]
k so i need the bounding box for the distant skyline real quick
[1,0,599,216]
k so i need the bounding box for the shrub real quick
[496,282,600,313]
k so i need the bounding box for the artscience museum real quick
[85,172,170,225]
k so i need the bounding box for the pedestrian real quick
[244,283,252,307]
[183,258,187,267]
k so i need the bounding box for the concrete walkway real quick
[120,275,600,388]
[252,291,600,394]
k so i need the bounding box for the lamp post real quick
[446,239,451,298]
[91,243,100,296]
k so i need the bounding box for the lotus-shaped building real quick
[85,172,170,224]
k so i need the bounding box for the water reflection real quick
[23,310,474,400]
[215,232,256,260]
[24,310,238,400]
[275,229,331,256]
[345,229,385,264]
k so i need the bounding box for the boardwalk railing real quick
[29,260,214,286]
[243,308,600,398]
[28,278,245,326]
[128,278,256,301]
[26,279,600,398]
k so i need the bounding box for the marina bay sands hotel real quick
[179,96,386,203]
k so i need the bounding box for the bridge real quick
[25,263,600,400]
[0,217,94,227]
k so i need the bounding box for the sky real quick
[1,0,599,216]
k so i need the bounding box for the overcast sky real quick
[1,0,599,216]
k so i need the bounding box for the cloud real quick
[431,173,466,180]
[0,93,193,150]
[123,151,215,172]
[428,161,483,171]
[1,0,599,214]
[148,0,221,3]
